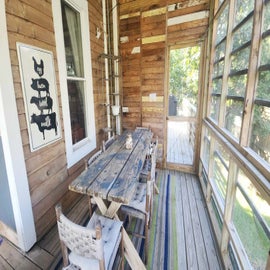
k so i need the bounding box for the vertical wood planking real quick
[119,0,210,165]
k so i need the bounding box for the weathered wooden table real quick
[69,128,153,270]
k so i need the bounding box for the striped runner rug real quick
[123,169,222,270]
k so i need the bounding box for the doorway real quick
[166,45,201,173]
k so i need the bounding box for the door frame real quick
[164,41,206,174]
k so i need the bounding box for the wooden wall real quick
[3,0,209,242]
[119,0,209,165]
[5,0,105,240]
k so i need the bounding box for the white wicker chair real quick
[139,137,159,195]
[102,134,115,151]
[55,204,123,270]
[120,137,158,264]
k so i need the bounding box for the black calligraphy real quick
[30,56,57,140]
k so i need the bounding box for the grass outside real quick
[213,164,270,269]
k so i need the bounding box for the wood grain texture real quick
[69,129,152,204]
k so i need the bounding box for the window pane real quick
[202,128,210,171]
[231,47,250,72]
[202,167,208,187]
[209,5,228,121]
[263,1,270,32]
[260,36,270,66]
[210,96,221,121]
[233,170,270,270]
[68,80,86,144]
[228,242,240,270]
[232,17,253,51]
[212,143,229,204]
[62,3,84,77]
[212,78,222,94]
[211,196,223,230]
[215,41,226,61]
[225,99,243,139]
[228,74,247,96]
[213,61,224,77]
[256,70,270,100]
[249,1,270,164]
[250,105,270,163]
[234,0,254,26]
[216,5,229,44]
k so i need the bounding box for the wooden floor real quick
[0,170,223,270]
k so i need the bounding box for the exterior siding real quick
[4,0,105,240]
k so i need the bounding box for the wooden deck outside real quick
[0,170,223,270]
[167,121,194,165]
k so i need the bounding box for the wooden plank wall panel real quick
[141,40,166,140]
[120,0,167,15]
[167,21,209,45]
[120,15,142,130]
[167,1,210,45]
[140,8,166,155]
[88,0,107,146]
[4,0,210,241]
[6,0,66,240]
[119,0,210,166]
[5,0,105,240]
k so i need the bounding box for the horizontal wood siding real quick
[5,0,105,240]
[120,15,142,130]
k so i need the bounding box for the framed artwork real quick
[17,43,61,151]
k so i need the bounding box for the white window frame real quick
[52,0,96,168]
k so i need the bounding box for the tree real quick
[169,46,201,115]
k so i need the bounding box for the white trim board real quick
[168,10,209,26]
[0,0,36,251]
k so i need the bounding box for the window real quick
[203,0,270,268]
[201,127,210,171]
[207,0,270,167]
[210,4,228,122]
[212,142,229,205]
[233,170,270,269]
[52,0,96,167]
[61,3,86,144]
[249,0,270,164]
[225,0,254,140]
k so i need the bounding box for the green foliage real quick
[216,5,228,44]
[169,46,200,106]
[234,0,254,26]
